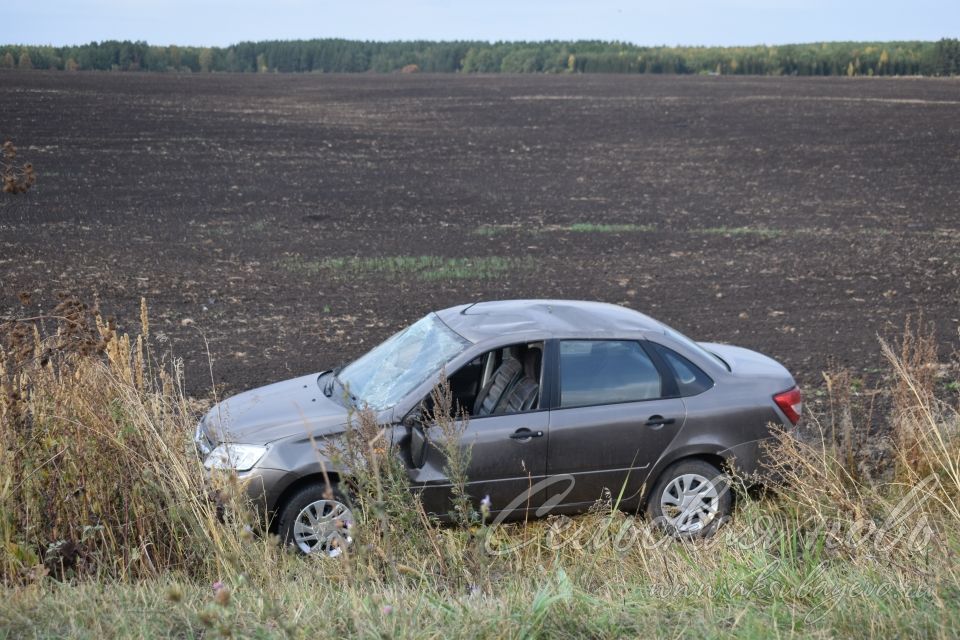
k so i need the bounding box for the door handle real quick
[645,415,676,427]
[509,428,544,440]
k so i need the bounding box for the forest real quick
[2,38,959,75]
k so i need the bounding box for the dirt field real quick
[1,71,958,398]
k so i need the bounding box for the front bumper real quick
[197,418,297,517]
[236,467,293,514]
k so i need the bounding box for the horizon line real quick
[3,36,948,50]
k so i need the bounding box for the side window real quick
[559,340,661,408]
[649,343,714,396]
[430,343,543,418]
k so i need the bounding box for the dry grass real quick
[1,301,959,637]
[0,295,255,583]
[1,140,36,194]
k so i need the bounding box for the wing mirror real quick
[402,409,426,430]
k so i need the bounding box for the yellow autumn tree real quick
[879,49,890,74]
[199,48,213,72]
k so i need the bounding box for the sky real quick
[5,0,959,48]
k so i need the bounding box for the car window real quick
[660,325,730,371]
[649,342,714,396]
[338,313,470,410]
[439,343,543,418]
[559,340,661,408]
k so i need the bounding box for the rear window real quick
[661,325,730,371]
[650,342,714,396]
[559,340,661,408]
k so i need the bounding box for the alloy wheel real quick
[659,472,721,533]
[292,499,353,555]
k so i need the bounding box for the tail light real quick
[773,386,802,425]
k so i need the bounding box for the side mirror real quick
[403,409,431,430]
[406,412,430,469]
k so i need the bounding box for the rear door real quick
[545,339,686,508]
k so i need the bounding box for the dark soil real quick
[2,71,959,401]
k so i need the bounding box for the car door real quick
[407,411,550,519]
[545,339,686,508]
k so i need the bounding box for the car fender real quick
[252,455,353,515]
[642,440,736,501]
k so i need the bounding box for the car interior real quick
[446,342,543,417]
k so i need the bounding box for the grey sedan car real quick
[196,300,801,552]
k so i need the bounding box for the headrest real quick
[522,347,542,380]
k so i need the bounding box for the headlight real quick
[203,444,267,471]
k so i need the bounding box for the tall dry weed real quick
[1,140,36,194]
[762,316,959,562]
[0,295,253,584]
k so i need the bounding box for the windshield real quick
[662,325,731,371]
[337,313,470,411]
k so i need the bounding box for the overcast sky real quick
[6,0,959,47]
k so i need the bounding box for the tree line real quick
[2,39,959,76]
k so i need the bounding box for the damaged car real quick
[196,299,801,553]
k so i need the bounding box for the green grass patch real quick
[697,226,785,238]
[247,218,270,232]
[566,223,655,233]
[472,224,519,237]
[278,254,532,281]
[2,507,954,639]
[472,222,654,236]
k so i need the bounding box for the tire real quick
[646,459,731,538]
[275,483,354,555]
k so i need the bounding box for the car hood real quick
[201,372,350,446]
[699,342,795,385]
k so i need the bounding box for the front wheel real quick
[647,459,731,537]
[276,484,354,555]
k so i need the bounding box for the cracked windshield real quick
[338,313,469,410]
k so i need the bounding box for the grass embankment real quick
[1,298,958,638]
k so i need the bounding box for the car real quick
[195,299,801,553]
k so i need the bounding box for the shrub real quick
[0,295,252,583]
[1,140,36,194]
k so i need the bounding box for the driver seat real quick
[497,347,541,414]
[473,357,523,416]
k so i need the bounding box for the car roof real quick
[434,299,666,343]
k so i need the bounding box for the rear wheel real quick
[276,484,354,556]
[647,459,731,537]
